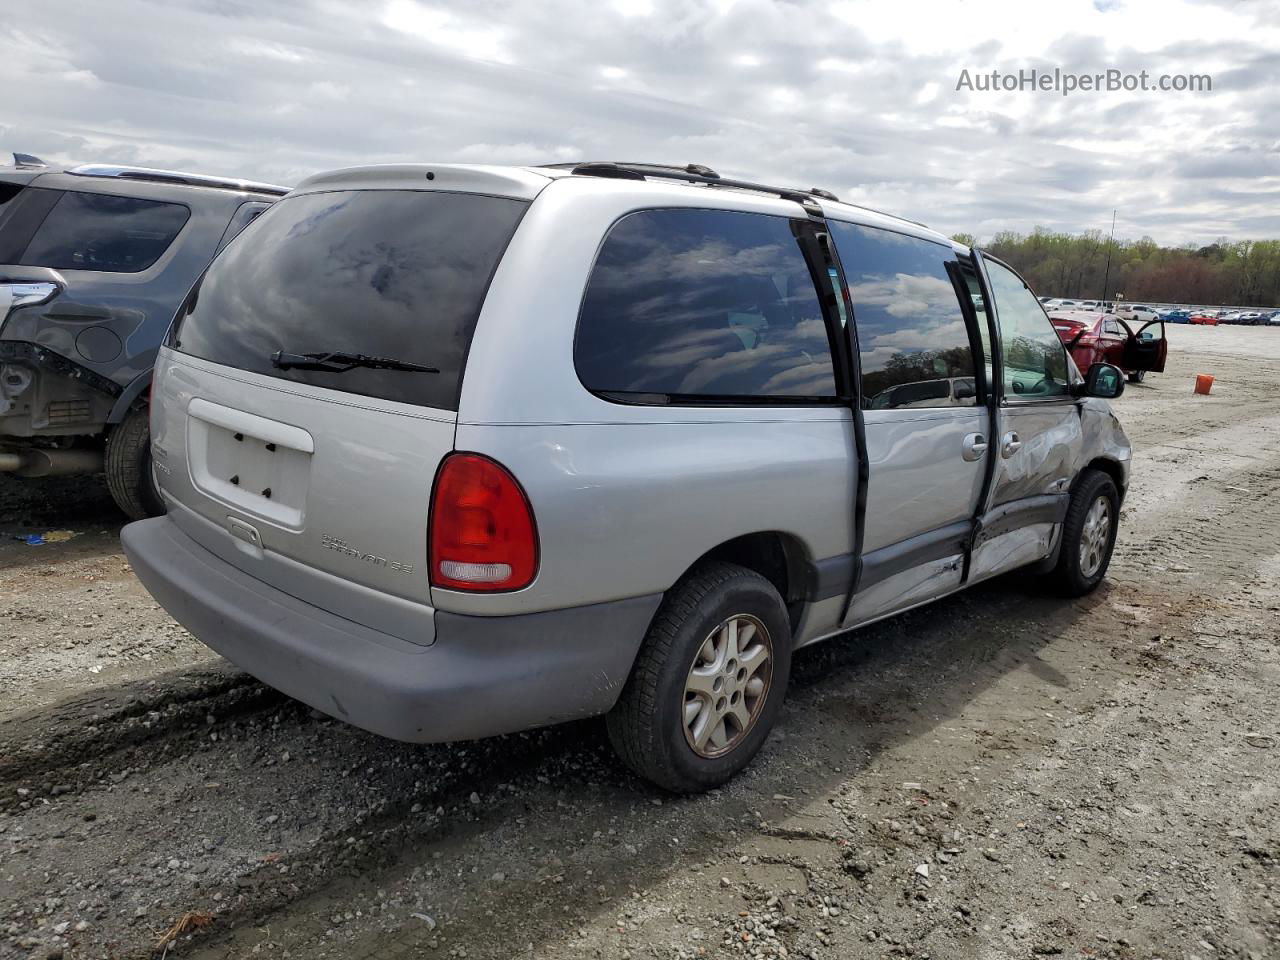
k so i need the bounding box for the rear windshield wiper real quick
[270,350,439,374]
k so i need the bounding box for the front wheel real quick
[606,562,792,793]
[105,405,164,521]
[1127,369,1146,383]
[1048,469,1120,597]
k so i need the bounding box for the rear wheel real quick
[1127,369,1146,383]
[105,405,163,521]
[1049,469,1120,597]
[606,562,791,793]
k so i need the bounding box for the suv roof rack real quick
[66,164,290,196]
[544,161,931,230]
[11,152,48,169]
[545,160,824,206]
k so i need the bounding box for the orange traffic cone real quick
[1194,374,1214,395]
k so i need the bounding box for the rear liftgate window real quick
[171,190,528,410]
[575,208,838,402]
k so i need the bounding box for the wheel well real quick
[689,532,810,631]
[1083,457,1126,504]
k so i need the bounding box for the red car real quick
[1189,312,1219,325]
[1048,311,1168,383]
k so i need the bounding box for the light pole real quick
[1100,209,1116,305]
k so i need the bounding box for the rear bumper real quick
[121,517,661,743]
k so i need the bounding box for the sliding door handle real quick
[961,433,988,461]
[1001,432,1022,458]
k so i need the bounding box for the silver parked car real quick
[122,161,1132,792]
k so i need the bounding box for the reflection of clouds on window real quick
[576,208,837,399]
[871,318,969,353]
[828,222,976,409]
[283,194,352,241]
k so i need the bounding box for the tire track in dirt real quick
[0,666,285,812]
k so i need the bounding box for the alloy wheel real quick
[1079,494,1112,578]
[682,614,773,758]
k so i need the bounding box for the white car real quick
[1114,304,1161,324]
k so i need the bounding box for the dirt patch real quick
[2,329,1278,960]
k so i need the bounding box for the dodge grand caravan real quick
[122,161,1132,792]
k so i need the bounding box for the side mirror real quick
[1078,362,1125,399]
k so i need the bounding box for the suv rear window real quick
[575,208,838,402]
[20,191,190,273]
[171,190,527,410]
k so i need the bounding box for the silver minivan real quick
[122,161,1132,792]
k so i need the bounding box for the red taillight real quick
[429,453,538,592]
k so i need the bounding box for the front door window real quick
[983,259,1071,399]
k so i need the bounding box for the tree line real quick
[950,229,1280,308]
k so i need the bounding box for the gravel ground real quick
[1,325,1277,960]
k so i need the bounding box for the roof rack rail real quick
[541,161,722,180]
[544,161,934,231]
[11,153,47,169]
[66,164,290,196]
[548,161,824,205]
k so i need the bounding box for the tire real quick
[1127,369,1146,383]
[1048,469,1120,597]
[105,405,163,521]
[606,562,792,793]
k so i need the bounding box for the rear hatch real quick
[155,184,531,641]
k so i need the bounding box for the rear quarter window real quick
[171,189,528,410]
[574,208,838,402]
[20,191,189,273]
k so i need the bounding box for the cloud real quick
[2,0,1278,244]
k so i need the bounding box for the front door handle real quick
[961,433,988,462]
[1001,431,1022,458]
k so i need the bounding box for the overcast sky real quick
[4,0,1278,245]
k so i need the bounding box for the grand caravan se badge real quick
[320,535,415,575]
